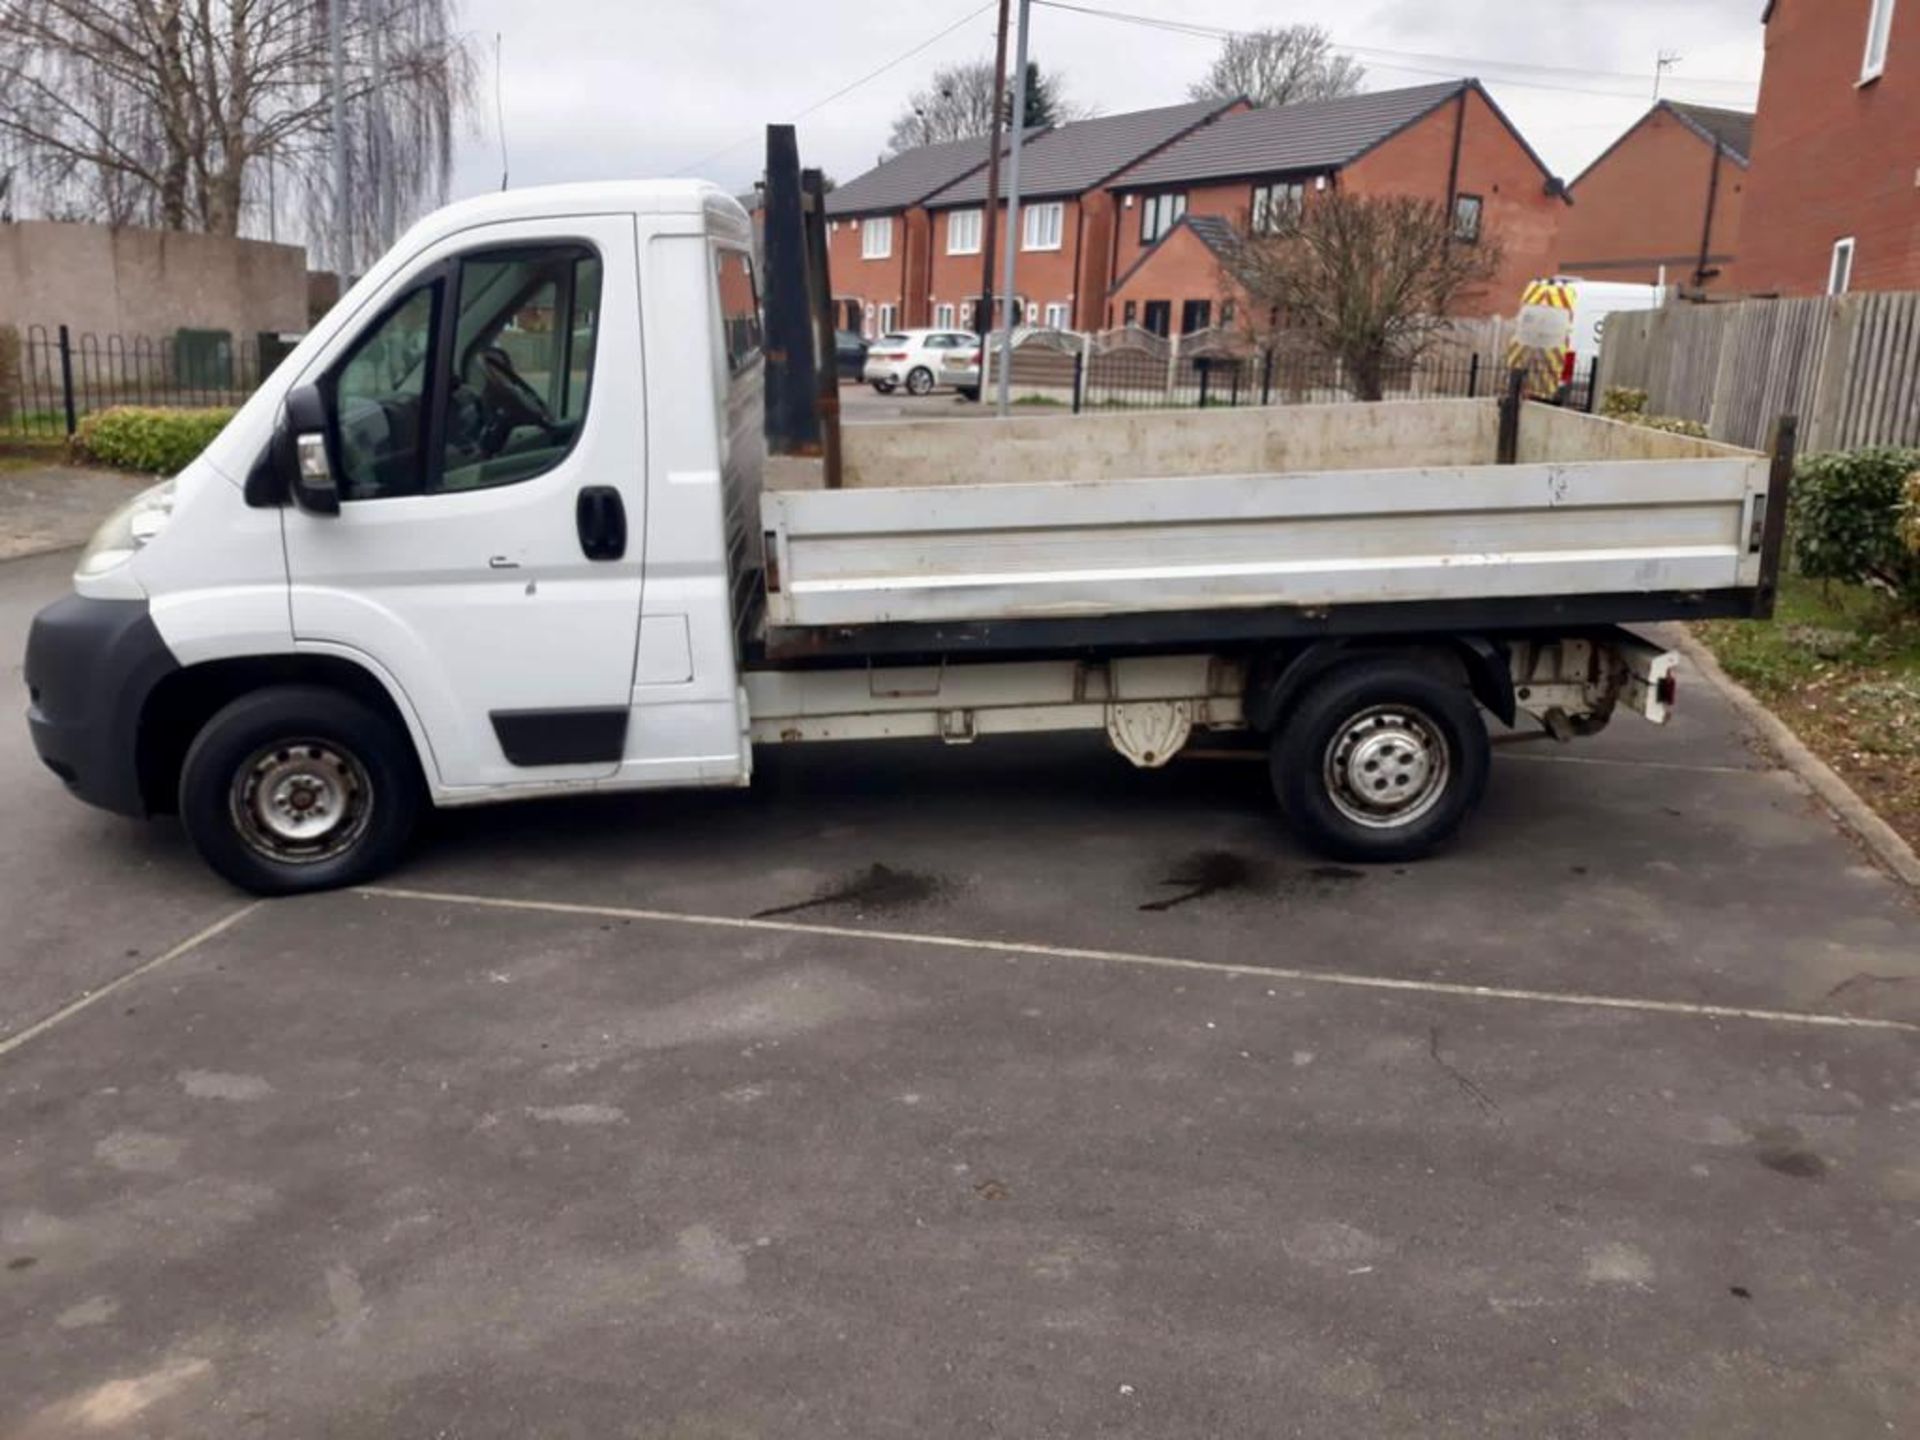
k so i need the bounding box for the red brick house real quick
[1737,0,1920,295]
[917,98,1241,331]
[1558,102,1752,292]
[1104,80,1571,332]
[822,132,1004,337]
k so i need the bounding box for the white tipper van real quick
[23,141,1792,896]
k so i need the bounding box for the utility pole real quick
[976,0,1012,340]
[995,0,1032,417]
[1654,50,1682,101]
[329,0,350,279]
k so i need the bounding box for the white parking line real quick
[0,903,263,1061]
[361,885,1919,1035]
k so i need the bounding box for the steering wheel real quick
[474,345,555,454]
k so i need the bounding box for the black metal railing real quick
[0,324,297,440]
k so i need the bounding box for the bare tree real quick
[1226,192,1500,401]
[1189,26,1365,108]
[886,56,1079,155]
[0,0,471,265]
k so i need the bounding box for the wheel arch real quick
[137,651,434,814]
[1246,635,1515,734]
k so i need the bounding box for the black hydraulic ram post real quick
[762,125,821,461]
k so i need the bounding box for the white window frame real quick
[1829,237,1857,295]
[877,302,898,334]
[934,302,956,328]
[1863,0,1898,82]
[1022,201,1065,252]
[861,216,893,260]
[946,209,982,256]
[1043,301,1071,330]
[1140,191,1188,245]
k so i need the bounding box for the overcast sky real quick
[447,0,1766,202]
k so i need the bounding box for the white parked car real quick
[863,329,980,397]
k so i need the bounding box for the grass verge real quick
[1696,575,1920,852]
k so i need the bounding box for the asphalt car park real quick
[3,544,1918,1436]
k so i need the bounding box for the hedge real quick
[1792,447,1920,608]
[71,406,236,476]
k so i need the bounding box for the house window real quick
[1251,182,1303,233]
[1829,237,1857,295]
[1221,299,1236,327]
[947,209,982,255]
[1139,191,1187,244]
[1022,202,1064,251]
[935,302,956,328]
[1123,300,1138,327]
[1044,301,1071,330]
[877,302,898,333]
[1142,300,1171,337]
[861,216,893,260]
[1863,0,1898,81]
[1453,194,1484,244]
[1181,299,1212,334]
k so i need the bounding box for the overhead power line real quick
[1030,0,1759,103]
[674,1,998,177]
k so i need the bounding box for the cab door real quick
[282,214,646,791]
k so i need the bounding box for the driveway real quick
[2,544,1917,1437]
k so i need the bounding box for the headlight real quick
[77,479,178,578]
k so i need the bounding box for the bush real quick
[71,405,235,476]
[1601,386,1648,419]
[1792,447,1920,607]
[1900,470,1920,561]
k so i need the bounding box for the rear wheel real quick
[1271,661,1489,864]
[871,380,896,394]
[178,685,422,896]
[906,366,935,396]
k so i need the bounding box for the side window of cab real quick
[324,242,603,501]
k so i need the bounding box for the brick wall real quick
[1107,224,1249,331]
[1558,110,1745,289]
[826,212,913,336]
[1737,0,1920,294]
[1342,89,1564,316]
[926,196,1087,329]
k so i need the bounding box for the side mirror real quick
[283,383,339,516]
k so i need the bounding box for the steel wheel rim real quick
[229,738,373,865]
[907,368,933,395]
[1322,704,1451,830]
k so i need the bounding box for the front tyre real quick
[1271,662,1489,864]
[179,685,422,896]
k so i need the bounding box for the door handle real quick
[576,486,627,561]
[488,555,520,570]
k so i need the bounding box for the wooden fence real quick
[1599,292,1920,453]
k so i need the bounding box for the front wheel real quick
[905,366,935,396]
[178,685,423,896]
[1271,662,1489,864]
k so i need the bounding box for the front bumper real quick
[24,592,178,817]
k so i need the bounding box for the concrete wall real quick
[0,221,309,340]
[1736,0,1920,295]
[1560,109,1746,290]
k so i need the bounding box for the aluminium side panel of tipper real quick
[756,400,1783,659]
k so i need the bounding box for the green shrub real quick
[1792,447,1920,607]
[71,405,236,476]
[1900,470,1920,562]
[1601,386,1648,418]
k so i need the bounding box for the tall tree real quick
[1189,25,1365,108]
[885,56,1079,155]
[0,0,471,265]
[1226,192,1500,401]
